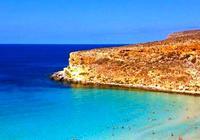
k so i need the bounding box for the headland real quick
[51,30,200,95]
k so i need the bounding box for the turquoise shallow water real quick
[0,45,200,140]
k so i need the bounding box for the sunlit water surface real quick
[0,45,200,140]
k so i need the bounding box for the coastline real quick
[51,72,200,96]
[2,45,200,139]
[51,30,200,95]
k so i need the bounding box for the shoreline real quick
[51,71,200,96]
[51,29,200,95]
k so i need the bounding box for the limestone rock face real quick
[51,30,200,95]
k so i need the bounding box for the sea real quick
[0,44,200,140]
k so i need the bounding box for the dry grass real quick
[53,30,200,95]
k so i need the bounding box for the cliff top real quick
[70,30,200,59]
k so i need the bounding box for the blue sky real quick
[0,0,200,44]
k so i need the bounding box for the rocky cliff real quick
[51,30,200,95]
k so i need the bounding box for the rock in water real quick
[51,71,65,81]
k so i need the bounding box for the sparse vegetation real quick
[52,30,200,95]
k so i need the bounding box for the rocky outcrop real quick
[51,30,200,95]
[167,30,200,39]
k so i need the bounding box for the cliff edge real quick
[51,30,200,95]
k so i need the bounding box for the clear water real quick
[0,44,200,140]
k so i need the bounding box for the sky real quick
[0,0,200,44]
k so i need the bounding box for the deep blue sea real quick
[1,44,200,140]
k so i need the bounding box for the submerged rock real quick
[51,29,200,95]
